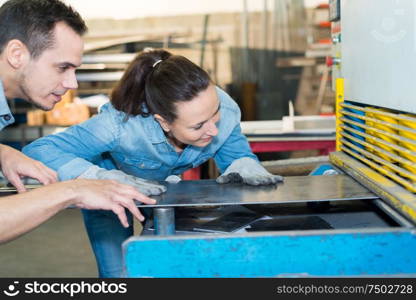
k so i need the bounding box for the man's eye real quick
[193,124,203,130]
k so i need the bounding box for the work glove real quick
[216,157,284,186]
[79,165,167,196]
[165,175,182,183]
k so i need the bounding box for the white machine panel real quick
[341,0,416,113]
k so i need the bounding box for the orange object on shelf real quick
[45,90,90,126]
[26,109,46,126]
[318,21,331,28]
[318,38,332,44]
[317,3,330,9]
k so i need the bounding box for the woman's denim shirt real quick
[23,87,257,181]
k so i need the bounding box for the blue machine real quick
[123,0,416,277]
[124,229,416,277]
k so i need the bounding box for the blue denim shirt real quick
[23,87,257,181]
[0,80,15,131]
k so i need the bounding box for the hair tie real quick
[152,59,162,68]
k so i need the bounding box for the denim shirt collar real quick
[143,115,168,144]
[0,80,15,131]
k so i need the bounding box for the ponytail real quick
[111,48,211,123]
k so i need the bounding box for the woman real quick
[23,49,283,277]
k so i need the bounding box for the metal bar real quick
[0,185,39,193]
[153,208,175,236]
[340,120,416,155]
[76,71,124,82]
[341,103,416,124]
[249,140,335,153]
[371,199,414,228]
[340,131,416,174]
[241,0,249,78]
[341,109,416,137]
[340,144,416,192]
[330,151,416,223]
[199,14,210,68]
[335,78,344,151]
[82,53,136,63]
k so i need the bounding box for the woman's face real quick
[156,84,221,148]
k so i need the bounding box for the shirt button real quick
[3,114,11,121]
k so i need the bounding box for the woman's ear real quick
[5,39,30,69]
[154,114,171,132]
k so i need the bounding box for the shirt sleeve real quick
[213,123,258,173]
[212,88,258,173]
[22,108,120,181]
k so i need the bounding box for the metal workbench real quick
[138,175,376,235]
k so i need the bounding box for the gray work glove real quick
[216,157,284,186]
[79,165,166,196]
[165,175,182,184]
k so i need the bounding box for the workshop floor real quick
[0,209,142,278]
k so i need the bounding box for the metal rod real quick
[340,145,416,192]
[341,103,416,124]
[153,207,176,236]
[241,0,250,80]
[340,124,416,165]
[199,14,210,68]
[341,111,416,138]
[341,136,416,182]
[372,199,414,228]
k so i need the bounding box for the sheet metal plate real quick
[138,175,377,208]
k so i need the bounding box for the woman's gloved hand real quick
[165,175,182,183]
[216,157,284,186]
[79,165,167,196]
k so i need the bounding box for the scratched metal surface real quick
[138,175,377,208]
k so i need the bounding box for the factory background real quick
[1,0,416,279]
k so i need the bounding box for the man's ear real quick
[154,114,171,132]
[5,39,30,69]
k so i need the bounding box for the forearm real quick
[0,143,10,168]
[22,113,117,177]
[0,181,77,244]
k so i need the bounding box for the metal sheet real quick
[138,175,377,208]
[0,185,38,193]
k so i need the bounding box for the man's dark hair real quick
[111,49,211,123]
[0,0,87,58]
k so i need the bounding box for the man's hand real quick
[0,144,57,192]
[216,157,284,186]
[79,165,167,196]
[69,179,156,227]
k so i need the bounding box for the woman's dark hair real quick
[0,0,87,59]
[111,49,211,123]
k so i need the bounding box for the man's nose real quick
[62,70,78,89]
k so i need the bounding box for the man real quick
[0,0,156,244]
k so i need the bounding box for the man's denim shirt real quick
[0,80,15,131]
[23,87,257,181]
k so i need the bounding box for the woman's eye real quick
[193,124,203,130]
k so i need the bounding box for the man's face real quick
[18,22,83,110]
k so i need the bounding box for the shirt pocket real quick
[118,156,163,178]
